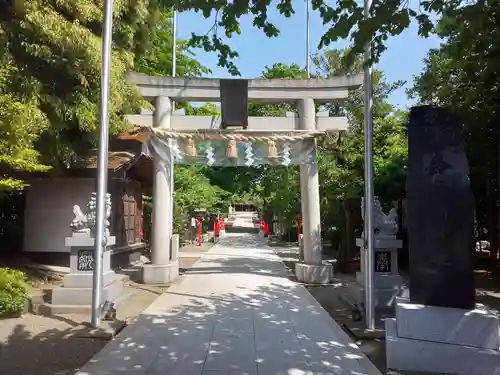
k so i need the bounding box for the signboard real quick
[375,251,391,273]
[77,249,95,271]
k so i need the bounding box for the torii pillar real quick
[294,98,331,283]
[141,96,179,284]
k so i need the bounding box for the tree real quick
[0,3,212,190]
[408,3,500,267]
[314,49,407,263]
[0,66,50,190]
[135,10,211,77]
[0,1,154,188]
[245,52,406,261]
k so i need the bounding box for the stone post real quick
[294,98,333,284]
[141,96,179,284]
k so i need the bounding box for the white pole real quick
[363,0,376,330]
[305,0,311,77]
[168,8,177,243]
[172,9,177,79]
[92,0,114,328]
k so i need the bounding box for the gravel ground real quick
[0,242,214,375]
[0,282,161,375]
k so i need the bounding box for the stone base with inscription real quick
[354,235,403,309]
[386,296,500,375]
[46,233,126,315]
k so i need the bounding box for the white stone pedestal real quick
[295,261,333,284]
[141,234,179,284]
[48,233,125,314]
[386,297,500,375]
[355,235,403,309]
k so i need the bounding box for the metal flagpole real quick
[363,0,376,330]
[305,0,311,77]
[167,8,177,242]
[172,9,177,79]
[92,0,114,328]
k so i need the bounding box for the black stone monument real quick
[407,106,475,310]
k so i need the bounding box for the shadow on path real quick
[76,234,381,375]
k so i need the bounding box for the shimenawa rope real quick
[132,125,326,142]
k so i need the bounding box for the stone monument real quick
[355,196,403,309]
[47,193,126,314]
[385,106,500,375]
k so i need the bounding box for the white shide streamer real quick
[244,142,254,166]
[171,139,183,163]
[282,142,291,166]
[205,142,215,166]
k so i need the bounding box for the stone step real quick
[36,303,94,315]
[35,288,133,316]
[31,274,129,316]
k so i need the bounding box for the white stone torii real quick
[126,72,363,284]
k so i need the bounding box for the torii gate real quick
[125,73,363,285]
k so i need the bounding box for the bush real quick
[0,268,28,316]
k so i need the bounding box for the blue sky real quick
[177,3,441,108]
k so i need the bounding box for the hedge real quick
[0,268,28,316]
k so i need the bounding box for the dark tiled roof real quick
[71,152,137,171]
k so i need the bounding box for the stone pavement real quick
[76,233,382,375]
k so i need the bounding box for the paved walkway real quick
[76,234,381,375]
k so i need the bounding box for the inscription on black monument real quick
[407,106,475,310]
[77,250,95,271]
[375,251,391,272]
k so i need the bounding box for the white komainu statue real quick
[361,196,398,236]
[70,192,112,234]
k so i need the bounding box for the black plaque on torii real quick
[220,79,249,129]
[406,106,475,310]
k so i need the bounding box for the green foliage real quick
[250,52,407,253]
[2,0,148,160]
[134,10,211,77]
[185,102,220,116]
[174,166,228,214]
[0,1,212,190]
[0,54,51,190]
[249,63,308,118]
[408,2,500,172]
[182,97,264,208]
[0,0,153,187]
[322,73,406,203]
[0,268,28,315]
[261,165,300,228]
[158,0,456,73]
[408,2,500,262]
